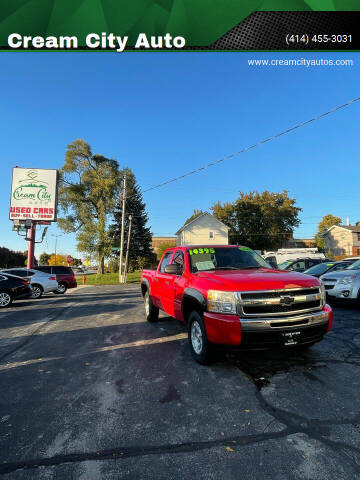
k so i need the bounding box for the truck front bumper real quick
[203,305,333,349]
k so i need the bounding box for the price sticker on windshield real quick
[189,247,215,255]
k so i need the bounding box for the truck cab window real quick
[171,251,184,274]
[159,251,173,273]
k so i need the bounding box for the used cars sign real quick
[9,168,58,221]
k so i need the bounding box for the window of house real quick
[209,231,214,239]
[357,233,360,242]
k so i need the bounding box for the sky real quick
[1,52,359,259]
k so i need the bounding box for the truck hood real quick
[194,268,320,291]
[321,270,360,280]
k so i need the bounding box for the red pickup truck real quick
[141,245,333,364]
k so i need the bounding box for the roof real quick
[325,225,360,234]
[175,212,230,235]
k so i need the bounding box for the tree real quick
[109,168,153,271]
[39,252,51,265]
[157,241,176,260]
[212,191,301,251]
[184,209,204,226]
[58,139,121,274]
[315,214,342,250]
[48,254,68,266]
[0,247,26,268]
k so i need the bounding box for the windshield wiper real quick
[239,266,265,269]
[213,266,239,270]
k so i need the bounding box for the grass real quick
[76,271,141,285]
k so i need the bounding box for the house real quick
[323,223,360,256]
[175,212,229,246]
[151,236,176,255]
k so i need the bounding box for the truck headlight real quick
[338,276,355,286]
[207,290,236,314]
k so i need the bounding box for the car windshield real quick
[188,246,272,273]
[346,259,360,270]
[304,263,332,275]
[277,261,292,270]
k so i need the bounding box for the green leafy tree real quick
[0,247,26,268]
[184,209,204,225]
[109,168,153,271]
[212,191,301,251]
[157,240,176,260]
[315,214,342,250]
[39,252,51,265]
[58,139,121,274]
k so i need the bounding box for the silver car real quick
[321,259,360,302]
[0,268,58,299]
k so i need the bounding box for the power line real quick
[142,96,360,194]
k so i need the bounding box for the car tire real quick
[0,290,13,308]
[31,284,43,299]
[188,311,213,365]
[144,291,159,322]
[55,282,67,294]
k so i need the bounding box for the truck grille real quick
[237,287,322,317]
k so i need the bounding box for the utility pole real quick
[124,214,132,283]
[119,174,126,282]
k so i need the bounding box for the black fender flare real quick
[141,278,150,296]
[182,288,206,321]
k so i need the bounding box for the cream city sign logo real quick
[13,170,52,204]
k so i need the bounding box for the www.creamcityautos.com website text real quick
[248,58,354,67]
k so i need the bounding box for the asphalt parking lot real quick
[0,285,359,479]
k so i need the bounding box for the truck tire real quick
[188,311,213,365]
[144,291,159,323]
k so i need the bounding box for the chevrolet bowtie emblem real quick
[279,295,295,305]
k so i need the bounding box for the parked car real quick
[304,258,360,278]
[278,257,330,273]
[321,259,360,303]
[0,268,58,298]
[141,245,333,364]
[34,266,77,294]
[0,273,32,307]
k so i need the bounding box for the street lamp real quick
[51,234,62,265]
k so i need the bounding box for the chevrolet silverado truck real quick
[141,245,333,364]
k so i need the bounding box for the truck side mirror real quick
[164,264,181,275]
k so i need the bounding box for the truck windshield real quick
[188,247,272,273]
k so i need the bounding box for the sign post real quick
[67,255,73,266]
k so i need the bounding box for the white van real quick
[263,248,326,268]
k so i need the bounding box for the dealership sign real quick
[9,168,58,221]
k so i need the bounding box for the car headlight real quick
[338,276,355,286]
[207,290,237,314]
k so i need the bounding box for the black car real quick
[278,258,330,273]
[0,273,31,308]
[303,258,359,278]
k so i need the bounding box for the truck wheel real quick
[144,291,159,322]
[188,311,213,364]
